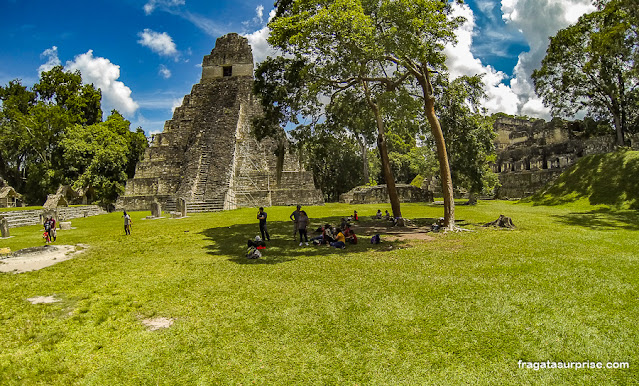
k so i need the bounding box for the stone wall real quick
[340,184,433,205]
[492,117,635,198]
[118,33,323,211]
[0,205,106,228]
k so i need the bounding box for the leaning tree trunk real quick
[612,110,625,147]
[377,130,403,223]
[362,82,403,225]
[416,70,455,230]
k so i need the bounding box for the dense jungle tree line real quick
[1,0,635,212]
[0,66,147,206]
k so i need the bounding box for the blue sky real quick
[0,0,596,136]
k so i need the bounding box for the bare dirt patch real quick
[27,295,60,304]
[141,317,174,331]
[351,220,436,242]
[0,244,88,274]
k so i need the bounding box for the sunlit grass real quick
[0,201,637,384]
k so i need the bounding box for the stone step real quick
[0,205,107,228]
[185,200,225,213]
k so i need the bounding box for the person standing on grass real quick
[289,204,301,240]
[257,207,271,241]
[49,216,57,242]
[43,217,52,243]
[123,210,132,235]
[298,210,309,246]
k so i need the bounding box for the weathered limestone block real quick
[0,217,9,238]
[151,201,162,217]
[178,198,187,217]
[493,116,622,199]
[60,222,72,230]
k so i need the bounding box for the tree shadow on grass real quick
[198,215,422,265]
[552,207,639,231]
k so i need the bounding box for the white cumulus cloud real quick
[443,0,596,118]
[65,50,139,115]
[255,5,265,24]
[445,3,519,115]
[501,0,596,117]
[143,0,185,15]
[137,29,179,58]
[158,64,171,79]
[171,98,182,113]
[243,9,281,64]
[38,46,61,74]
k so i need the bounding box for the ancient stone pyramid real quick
[118,33,323,212]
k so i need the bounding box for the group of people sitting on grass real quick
[250,206,398,257]
[310,221,358,249]
[375,209,400,225]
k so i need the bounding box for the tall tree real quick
[0,80,36,191]
[0,68,145,205]
[324,90,377,185]
[60,111,147,205]
[34,65,102,125]
[264,0,462,227]
[435,75,499,199]
[532,0,638,146]
[290,124,365,201]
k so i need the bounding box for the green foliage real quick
[33,66,102,125]
[0,68,146,205]
[258,0,464,220]
[410,174,424,188]
[434,75,499,195]
[253,57,313,140]
[291,124,364,201]
[60,111,146,205]
[532,0,639,145]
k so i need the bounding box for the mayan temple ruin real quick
[492,116,639,198]
[118,33,323,212]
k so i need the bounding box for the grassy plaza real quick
[0,200,636,384]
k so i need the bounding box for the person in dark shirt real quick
[298,210,309,246]
[257,207,271,241]
[290,205,301,240]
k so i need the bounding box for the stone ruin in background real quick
[492,116,639,198]
[117,33,323,212]
[339,184,433,205]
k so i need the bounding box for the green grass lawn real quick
[0,201,636,384]
[0,206,43,212]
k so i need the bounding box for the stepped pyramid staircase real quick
[181,143,227,213]
[227,134,272,209]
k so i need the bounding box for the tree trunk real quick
[424,97,455,229]
[612,110,625,147]
[357,134,370,185]
[415,70,455,230]
[362,82,403,225]
[377,130,403,223]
